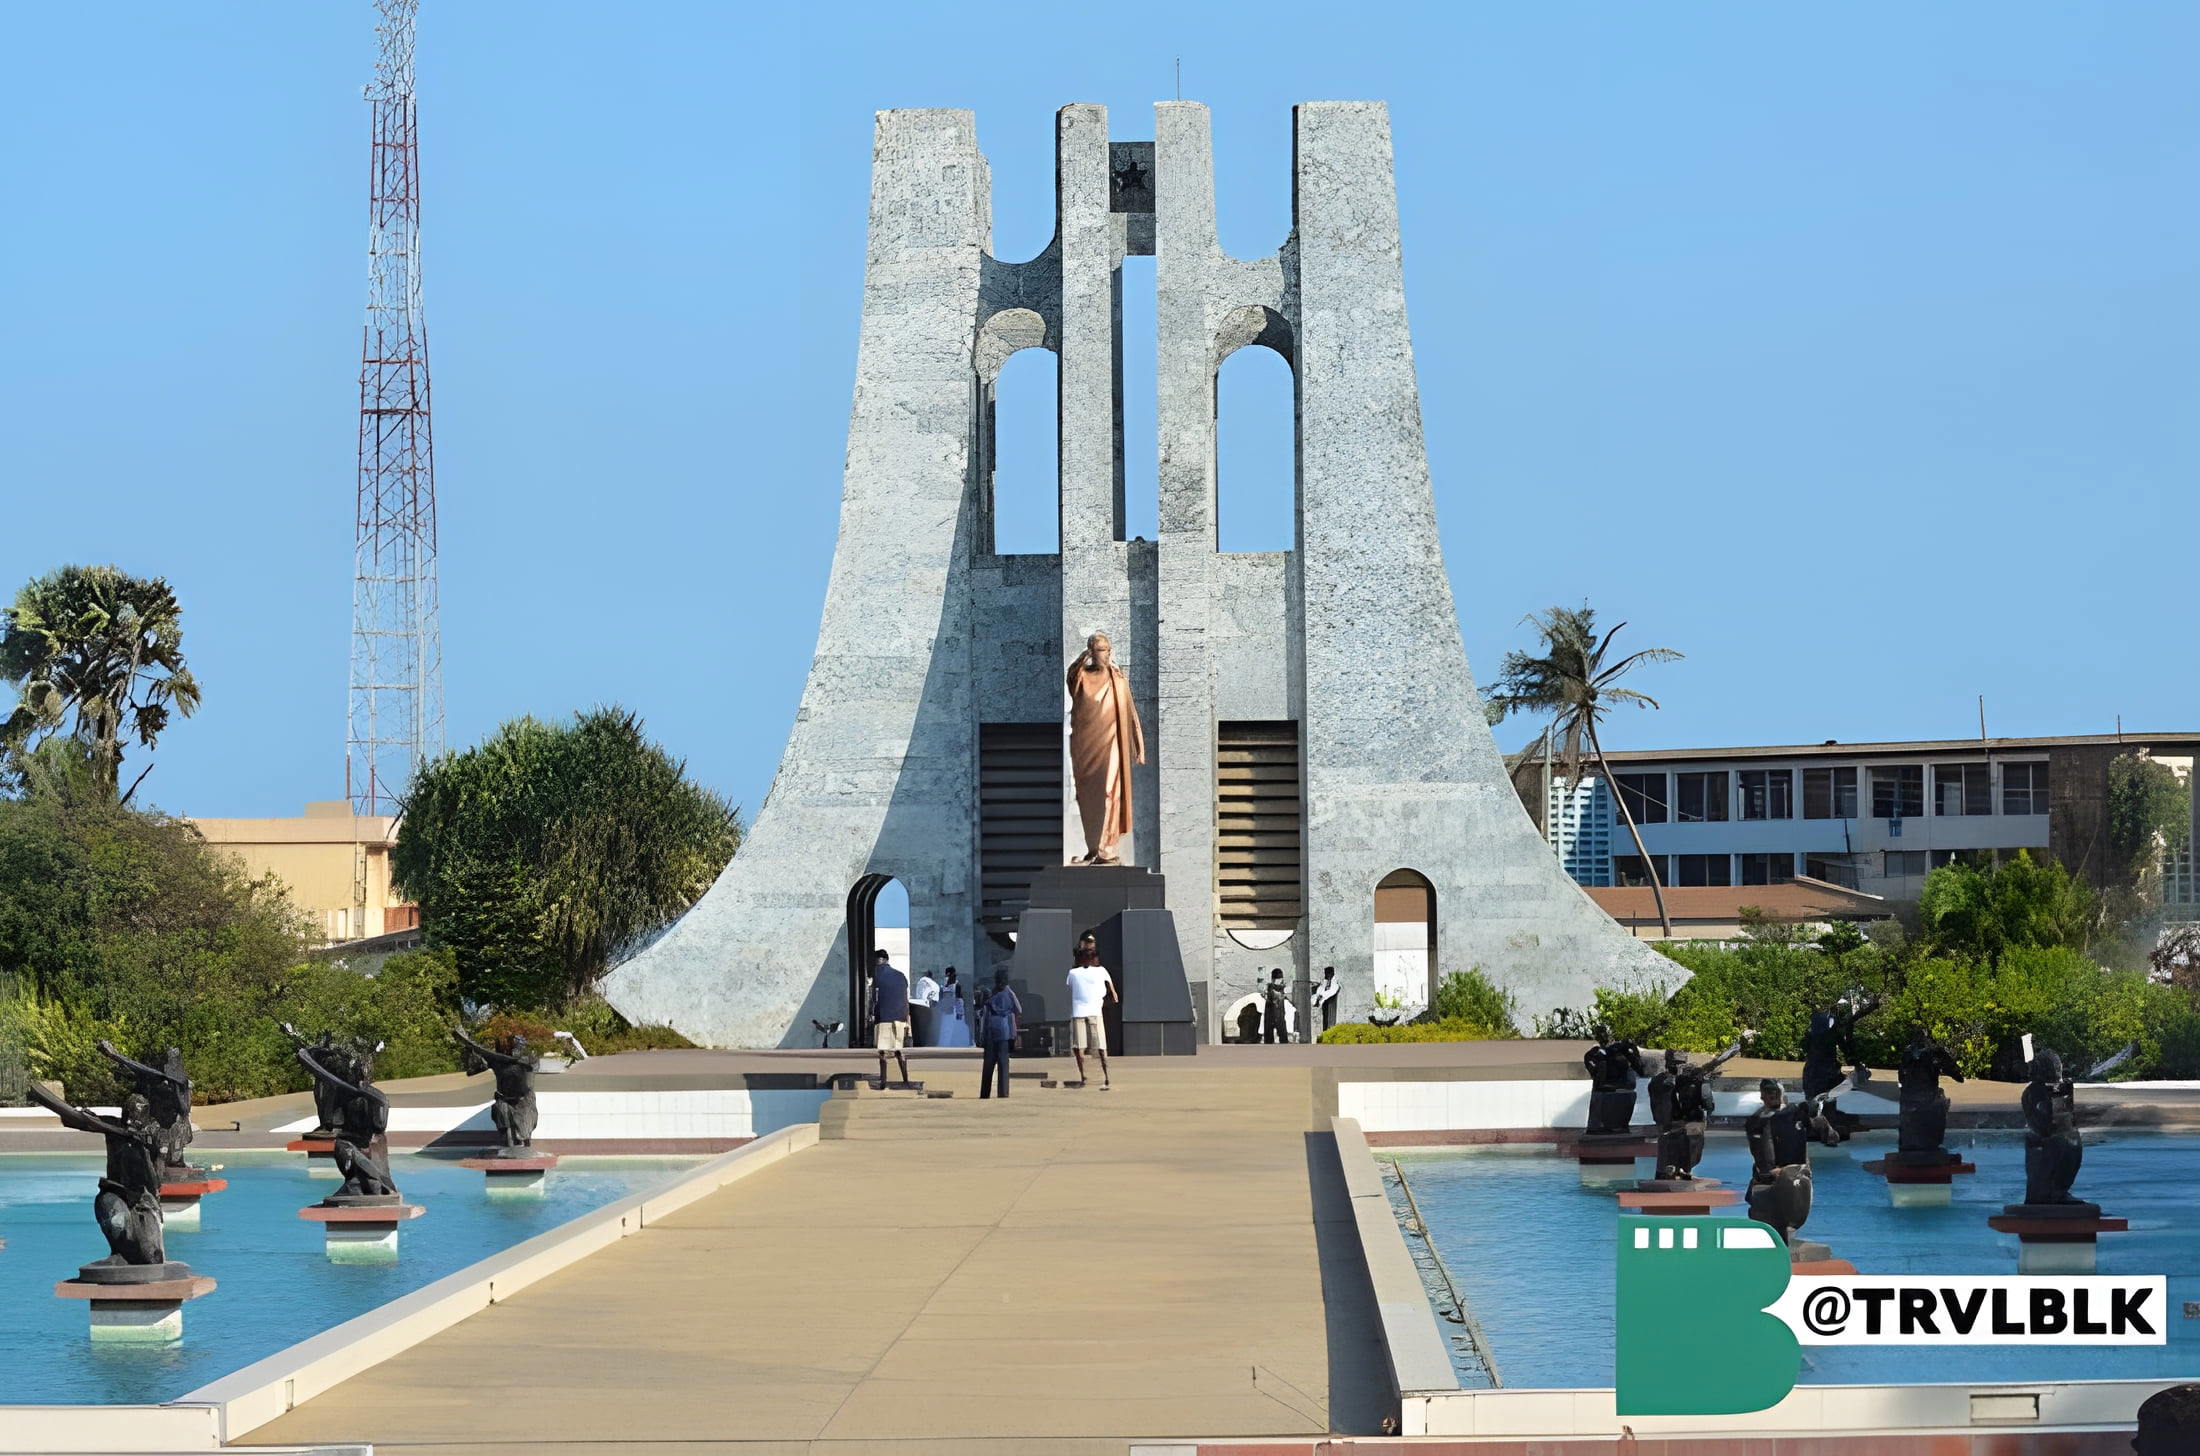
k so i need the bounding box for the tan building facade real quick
[190,801,417,945]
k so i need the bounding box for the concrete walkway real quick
[241,1059,1391,1455]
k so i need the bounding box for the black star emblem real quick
[1112,159,1150,194]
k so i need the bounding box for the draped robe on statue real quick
[1067,657,1144,864]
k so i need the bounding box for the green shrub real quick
[1584,981,1680,1047]
[1320,1017,1507,1044]
[591,1021,694,1054]
[1427,968,1519,1036]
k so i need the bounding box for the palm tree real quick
[1488,604,1682,938]
[0,566,201,801]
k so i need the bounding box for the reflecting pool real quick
[1385,1130,2200,1389]
[1,1149,697,1405]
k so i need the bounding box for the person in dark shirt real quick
[869,948,912,1087]
[978,970,1022,1100]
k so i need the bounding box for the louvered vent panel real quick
[1216,721,1303,929]
[980,723,1061,930]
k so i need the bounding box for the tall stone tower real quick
[603,102,1675,1048]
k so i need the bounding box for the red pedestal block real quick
[1986,1209,2129,1274]
[1618,1188,1740,1215]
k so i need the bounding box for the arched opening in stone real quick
[1373,869,1436,1016]
[1223,992,1265,1044]
[989,346,1060,555]
[846,874,911,1050]
[1215,340,1295,554]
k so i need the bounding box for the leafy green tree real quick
[1917,851,2092,966]
[1487,603,1683,936]
[2108,752,2192,883]
[1,566,201,801]
[0,739,461,1103]
[393,707,740,1009]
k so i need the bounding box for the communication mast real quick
[346,0,443,815]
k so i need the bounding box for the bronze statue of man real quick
[27,1083,171,1270]
[1066,632,1145,865]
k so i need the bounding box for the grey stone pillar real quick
[601,111,993,1046]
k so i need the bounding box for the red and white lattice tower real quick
[347,0,443,814]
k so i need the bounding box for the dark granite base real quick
[2002,1200,2104,1220]
[71,1260,197,1286]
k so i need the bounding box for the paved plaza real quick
[241,1056,1394,1455]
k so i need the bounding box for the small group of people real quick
[861,933,1123,1098]
[1234,967,1340,1044]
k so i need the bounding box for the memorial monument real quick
[294,1035,425,1261]
[29,1083,216,1341]
[1572,1024,1656,1184]
[603,101,1677,1048]
[1987,1048,2128,1272]
[1800,992,1878,1140]
[97,1040,228,1230]
[1743,1080,1838,1264]
[451,1025,560,1192]
[1861,1026,1976,1206]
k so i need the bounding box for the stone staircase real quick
[817,1059,1098,1139]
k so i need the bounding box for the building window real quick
[1931,848,1994,871]
[1675,853,1732,887]
[2003,761,2049,816]
[1613,854,1666,888]
[1739,852,1795,886]
[1934,763,1992,816]
[1803,766,1858,820]
[1871,766,1924,819]
[1675,772,1729,823]
[1738,769,1793,821]
[1805,855,1861,889]
[1615,773,1668,826]
[1882,850,1928,878]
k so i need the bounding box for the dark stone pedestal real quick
[1009,866,1195,1057]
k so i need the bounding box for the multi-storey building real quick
[1516,733,2197,903]
[191,801,420,946]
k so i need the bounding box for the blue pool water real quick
[1387,1131,2200,1389]
[0,1150,697,1405]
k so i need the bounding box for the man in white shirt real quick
[1313,966,1339,1034]
[1065,934,1118,1089]
[910,968,941,1047]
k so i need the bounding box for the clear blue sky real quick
[4,2,2195,824]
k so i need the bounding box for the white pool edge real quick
[0,1122,817,1453]
[1327,1112,2187,1440]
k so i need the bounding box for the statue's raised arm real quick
[97,1039,186,1088]
[297,1046,382,1108]
[451,1024,521,1069]
[1703,1031,1755,1077]
[26,1082,137,1141]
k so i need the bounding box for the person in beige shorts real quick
[1064,936,1118,1089]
